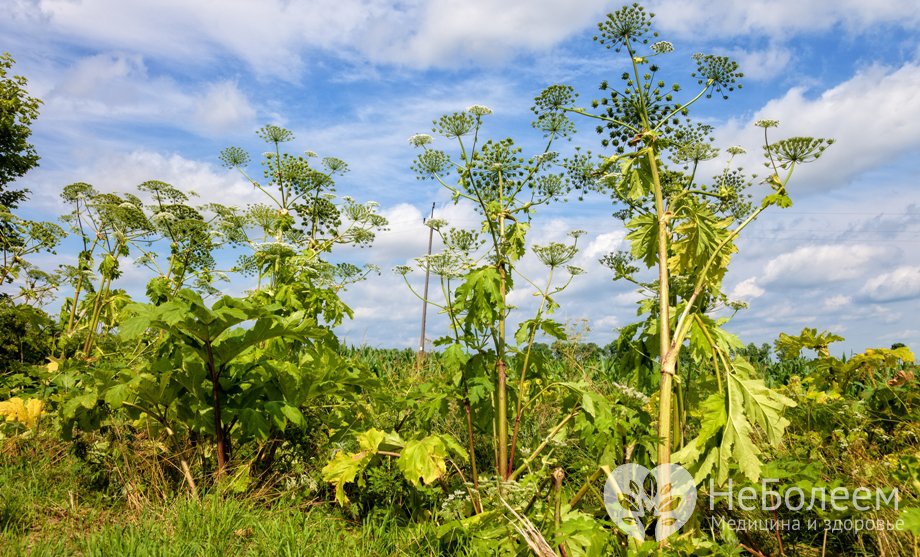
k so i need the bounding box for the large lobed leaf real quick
[674,357,796,485]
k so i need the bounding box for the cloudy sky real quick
[5,0,920,355]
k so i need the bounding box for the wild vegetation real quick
[2,6,919,556]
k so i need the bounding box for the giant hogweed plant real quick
[399,223,589,482]
[57,180,234,357]
[54,126,389,477]
[324,105,581,494]
[219,125,387,324]
[58,287,376,478]
[57,184,157,356]
[403,105,586,483]
[535,3,834,488]
[322,106,652,554]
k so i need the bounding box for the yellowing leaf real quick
[321,449,373,506]
[0,397,44,428]
[321,428,405,505]
[357,428,386,452]
[398,436,448,487]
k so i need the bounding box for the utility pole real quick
[417,202,436,368]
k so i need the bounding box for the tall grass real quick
[0,434,460,556]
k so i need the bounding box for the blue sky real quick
[4,0,920,355]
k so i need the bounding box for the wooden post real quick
[416,202,436,368]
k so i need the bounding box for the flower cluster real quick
[408,133,433,148]
[533,242,578,268]
[594,3,655,52]
[691,53,743,99]
[766,136,835,168]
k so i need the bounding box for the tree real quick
[0,53,63,290]
[0,52,41,209]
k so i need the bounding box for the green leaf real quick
[454,267,505,331]
[539,319,567,341]
[668,198,734,289]
[103,383,132,408]
[441,343,469,384]
[439,434,469,462]
[515,318,566,345]
[899,508,920,534]
[212,315,308,364]
[241,407,271,439]
[504,222,530,261]
[280,404,306,428]
[614,154,652,202]
[62,392,97,418]
[761,192,792,209]
[624,213,658,268]
[118,304,156,339]
[675,358,796,485]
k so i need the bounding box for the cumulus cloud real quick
[193,81,258,135]
[729,44,792,81]
[396,0,612,67]
[861,266,920,303]
[582,231,626,260]
[649,0,920,39]
[41,53,258,136]
[729,277,765,300]
[761,244,893,287]
[823,294,852,310]
[16,0,613,73]
[719,62,920,190]
[16,0,918,75]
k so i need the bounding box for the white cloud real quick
[730,44,792,81]
[20,0,918,75]
[761,244,893,287]
[396,0,612,67]
[720,62,920,190]
[823,294,852,310]
[17,0,614,74]
[41,52,258,137]
[582,231,626,260]
[729,277,764,300]
[193,81,257,135]
[593,314,619,331]
[649,0,920,39]
[861,266,920,303]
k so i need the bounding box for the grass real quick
[0,435,455,556]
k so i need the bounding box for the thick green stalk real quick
[507,266,555,473]
[646,145,675,472]
[205,340,227,475]
[81,274,111,355]
[496,172,509,480]
[64,238,98,338]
